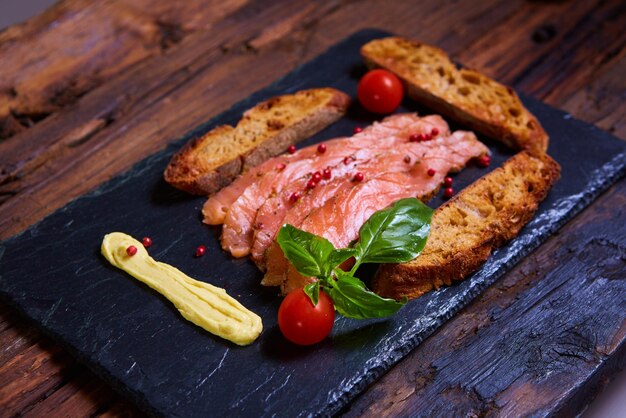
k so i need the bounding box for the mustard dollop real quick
[101,232,262,346]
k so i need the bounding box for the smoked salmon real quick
[201,112,490,295]
[261,132,489,293]
[252,131,484,268]
[219,114,450,257]
[203,114,448,226]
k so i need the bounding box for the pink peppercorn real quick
[477,155,491,167]
[195,245,206,257]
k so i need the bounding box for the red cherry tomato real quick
[357,69,403,114]
[278,288,335,345]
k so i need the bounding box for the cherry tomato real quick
[357,69,404,114]
[278,288,335,345]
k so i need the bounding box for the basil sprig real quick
[277,198,433,319]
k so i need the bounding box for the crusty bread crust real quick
[361,37,549,154]
[372,151,560,300]
[164,88,351,195]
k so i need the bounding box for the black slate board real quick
[1,29,625,417]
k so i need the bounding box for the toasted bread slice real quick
[361,37,549,154]
[373,151,560,300]
[164,88,351,195]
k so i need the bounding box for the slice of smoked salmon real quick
[220,114,450,257]
[201,160,275,225]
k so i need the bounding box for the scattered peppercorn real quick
[427,168,436,177]
[142,237,152,248]
[431,127,439,136]
[477,155,491,167]
[353,127,363,134]
[353,172,364,182]
[306,179,317,189]
[311,171,322,183]
[317,143,327,154]
[287,145,296,154]
[289,192,301,202]
[322,168,332,179]
[409,134,419,142]
[343,156,351,165]
[404,155,411,163]
[443,187,454,199]
[195,245,206,257]
[126,245,137,256]
[444,176,453,187]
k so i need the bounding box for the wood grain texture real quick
[0,0,624,416]
[344,180,626,417]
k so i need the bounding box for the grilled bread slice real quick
[164,88,351,195]
[361,37,548,154]
[373,151,560,300]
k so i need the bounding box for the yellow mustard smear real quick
[101,232,262,346]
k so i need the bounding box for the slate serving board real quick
[1,29,625,417]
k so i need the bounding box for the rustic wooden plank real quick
[293,0,518,58]
[3,0,625,241]
[0,0,534,238]
[0,302,143,417]
[0,0,345,239]
[308,0,626,140]
[21,368,130,418]
[0,317,41,368]
[0,340,78,414]
[454,0,626,139]
[557,51,626,138]
[0,0,624,416]
[454,0,608,82]
[343,180,626,417]
[0,303,144,417]
[0,0,248,139]
[0,1,348,222]
[305,0,626,141]
[515,0,626,105]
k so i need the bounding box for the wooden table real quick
[1,0,624,416]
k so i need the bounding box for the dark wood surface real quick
[0,0,624,416]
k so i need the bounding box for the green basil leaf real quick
[355,198,433,265]
[303,281,320,306]
[327,271,405,319]
[277,224,335,278]
[328,248,356,269]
